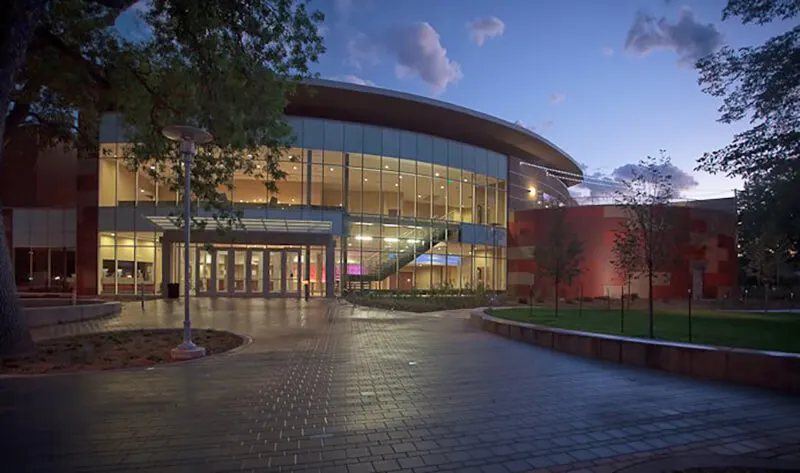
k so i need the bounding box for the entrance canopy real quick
[146,216,333,234]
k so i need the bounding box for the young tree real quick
[0,0,325,356]
[611,228,642,309]
[614,152,676,338]
[695,0,799,275]
[534,208,584,317]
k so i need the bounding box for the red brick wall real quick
[509,205,737,301]
[0,127,77,208]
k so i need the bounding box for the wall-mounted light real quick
[528,186,537,197]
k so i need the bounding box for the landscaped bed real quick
[347,292,512,313]
[0,329,245,375]
[487,307,800,354]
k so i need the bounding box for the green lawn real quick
[487,306,800,354]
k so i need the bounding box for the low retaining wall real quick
[472,310,800,395]
[24,300,122,328]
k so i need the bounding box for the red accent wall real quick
[0,127,77,208]
[509,205,738,301]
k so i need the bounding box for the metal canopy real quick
[146,216,333,234]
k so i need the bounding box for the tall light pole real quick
[163,125,213,360]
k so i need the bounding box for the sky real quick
[115,0,793,201]
[308,0,795,200]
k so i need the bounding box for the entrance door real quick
[267,250,283,296]
[285,249,301,298]
[248,249,263,294]
[197,248,213,295]
[266,249,301,298]
[232,249,247,294]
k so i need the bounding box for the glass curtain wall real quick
[97,117,508,294]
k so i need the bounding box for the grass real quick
[1,329,245,374]
[488,306,800,354]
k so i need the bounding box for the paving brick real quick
[4,299,799,473]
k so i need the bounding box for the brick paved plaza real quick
[2,299,799,473]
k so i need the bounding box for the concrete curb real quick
[615,454,800,473]
[24,300,122,328]
[472,309,800,395]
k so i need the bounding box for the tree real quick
[611,227,642,309]
[534,208,584,317]
[614,152,676,338]
[695,0,799,281]
[0,0,325,356]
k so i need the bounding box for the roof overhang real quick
[146,216,333,234]
[287,79,582,178]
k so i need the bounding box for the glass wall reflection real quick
[98,116,510,293]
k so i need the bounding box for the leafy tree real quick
[611,227,642,309]
[614,152,676,338]
[742,222,790,308]
[534,208,584,317]
[695,0,799,282]
[0,0,325,356]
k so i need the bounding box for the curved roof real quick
[287,79,582,180]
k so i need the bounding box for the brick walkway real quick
[2,298,799,473]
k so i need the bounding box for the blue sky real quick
[309,0,792,199]
[115,0,792,200]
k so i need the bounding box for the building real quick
[508,200,738,302]
[1,79,581,298]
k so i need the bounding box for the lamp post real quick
[162,125,213,360]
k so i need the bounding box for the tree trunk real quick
[0,0,49,356]
[648,268,654,339]
[554,279,559,317]
[0,219,33,357]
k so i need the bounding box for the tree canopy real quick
[695,0,799,278]
[534,208,584,315]
[614,152,677,337]
[8,0,325,224]
[0,0,326,356]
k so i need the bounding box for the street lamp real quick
[162,125,213,360]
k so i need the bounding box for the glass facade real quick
[97,116,510,294]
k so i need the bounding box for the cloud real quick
[384,22,462,91]
[624,7,724,66]
[329,74,375,87]
[346,32,381,69]
[466,16,505,46]
[576,161,698,198]
[601,46,615,56]
[614,161,698,190]
[549,92,565,104]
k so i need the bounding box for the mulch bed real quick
[0,329,245,375]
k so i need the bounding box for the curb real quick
[473,309,800,395]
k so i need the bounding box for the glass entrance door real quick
[232,250,247,294]
[197,248,212,295]
[286,249,301,298]
[267,250,283,296]
[248,249,263,294]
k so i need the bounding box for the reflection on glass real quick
[287,251,300,294]
[269,251,282,293]
[198,249,212,293]
[233,250,246,292]
[216,250,228,293]
[249,250,261,293]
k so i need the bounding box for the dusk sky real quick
[309,0,795,200]
[116,0,794,200]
